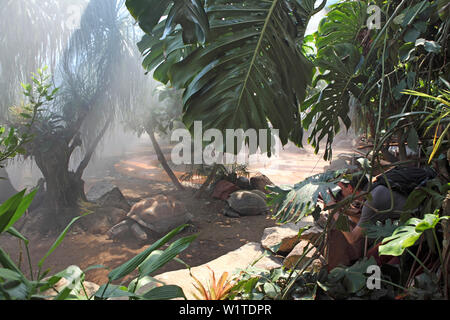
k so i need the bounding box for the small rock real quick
[299,225,324,243]
[236,176,251,189]
[283,241,324,270]
[261,217,315,254]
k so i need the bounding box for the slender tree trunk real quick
[195,164,219,199]
[146,126,184,191]
[75,114,113,179]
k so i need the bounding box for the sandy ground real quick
[0,139,356,287]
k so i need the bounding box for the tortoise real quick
[222,190,270,218]
[107,194,193,242]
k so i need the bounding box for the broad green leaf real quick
[4,189,38,231]
[0,268,22,282]
[263,282,280,299]
[128,275,164,293]
[126,0,209,44]
[95,284,137,299]
[141,285,186,300]
[0,248,22,275]
[404,189,428,211]
[379,213,447,256]
[139,234,197,276]
[162,0,210,44]
[6,227,29,245]
[38,265,85,296]
[164,0,322,150]
[0,190,26,234]
[362,220,398,242]
[108,224,188,281]
[327,257,376,294]
[403,28,421,43]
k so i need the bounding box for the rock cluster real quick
[260,216,326,271]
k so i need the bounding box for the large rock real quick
[283,240,325,270]
[137,242,282,300]
[212,180,240,200]
[299,225,324,243]
[261,216,315,254]
[96,187,131,212]
[127,194,193,235]
[86,181,117,202]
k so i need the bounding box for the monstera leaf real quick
[303,1,367,160]
[171,0,326,150]
[315,1,369,51]
[267,170,342,224]
[379,212,449,257]
[362,219,399,243]
[132,0,326,153]
[325,257,377,294]
[126,0,209,44]
[302,43,363,160]
[137,22,194,84]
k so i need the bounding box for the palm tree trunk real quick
[146,126,184,191]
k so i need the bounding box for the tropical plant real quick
[306,0,449,162]
[127,0,327,155]
[379,212,448,257]
[190,266,235,300]
[402,88,450,164]
[266,169,345,224]
[5,0,157,232]
[0,190,196,300]
[229,265,292,300]
[0,68,49,166]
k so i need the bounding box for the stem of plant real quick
[406,248,432,275]
[432,228,444,274]
[25,243,34,281]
